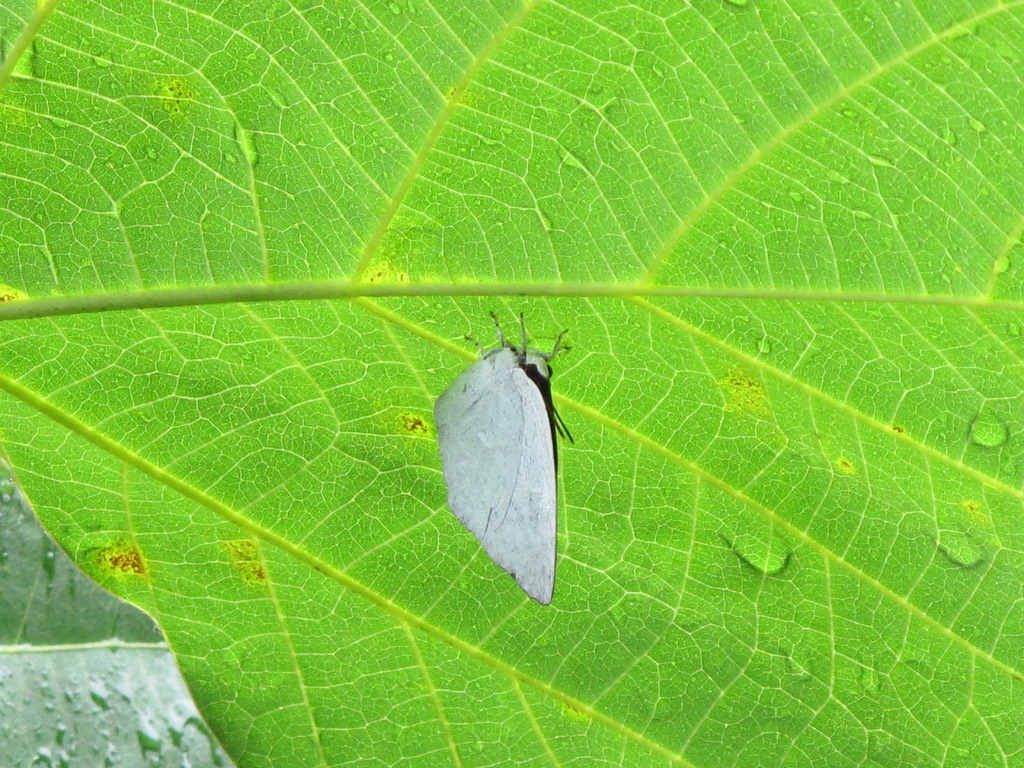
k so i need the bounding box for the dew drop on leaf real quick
[937,531,988,569]
[858,662,881,695]
[969,410,1008,447]
[89,680,111,711]
[726,531,792,576]
[137,714,162,755]
[42,543,56,580]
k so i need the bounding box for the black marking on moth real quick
[520,361,573,472]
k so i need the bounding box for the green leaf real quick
[2,2,1023,766]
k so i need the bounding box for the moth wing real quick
[434,348,557,604]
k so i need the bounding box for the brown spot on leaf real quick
[365,261,410,284]
[721,368,769,416]
[94,540,147,577]
[224,539,267,585]
[155,78,196,117]
[0,284,28,302]
[834,457,857,475]
[399,412,430,436]
[960,500,990,526]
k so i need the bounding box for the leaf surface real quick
[1,2,1023,766]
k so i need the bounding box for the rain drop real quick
[88,681,110,711]
[136,715,162,755]
[969,410,1008,447]
[858,662,881,695]
[937,531,988,569]
[726,531,792,576]
[42,544,57,580]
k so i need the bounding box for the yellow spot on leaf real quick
[0,284,28,302]
[155,78,196,117]
[561,701,590,722]
[365,261,410,284]
[94,539,147,578]
[721,368,769,416]
[834,457,857,475]
[225,539,267,585]
[960,500,990,526]
[399,412,430,437]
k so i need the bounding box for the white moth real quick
[434,314,571,605]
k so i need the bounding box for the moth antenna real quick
[489,311,508,347]
[464,334,484,356]
[539,329,569,361]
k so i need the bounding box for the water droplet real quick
[726,531,792,576]
[994,253,1011,274]
[937,531,988,569]
[852,209,873,221]
[758,336,772,354]
[88,681,110,711]
[784,646,816,681]
[136,715,162,755]
[867,153,894,168]
[538,208,554,232]
[788,190,803,203]
[858,662,881,695]
[994,42,1019,62]
[969,409,1008,447]
[969,117,986,132]
[560,147,587,172]
[234,124,258,167]
[724,0,749,6]
[42,544,57,580]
